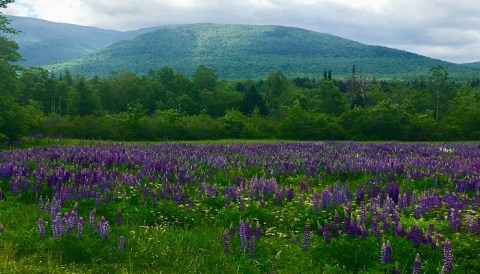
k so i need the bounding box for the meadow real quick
[0,141,479,273]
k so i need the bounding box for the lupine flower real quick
[317,220,323,236]
[323,220,330,244]
[254,221,261,241]
[76,217,84,240]
[119,235,125,252]
[442,239,453,273]
[96,216,110,242]
[223,229,230,254]
[380,240,393,264]
[89,209,96,230]
[38,218,45,240]
[238,220,248,252]
[302,220,311,250]
[0,224,3,233]
[249,235,256,258]
[52,219,61,240]
[332,211,339,237]
[116,209,123,226]
[412,253,421,274]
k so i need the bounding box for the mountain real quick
[49,24,480,80]
[6,15,156,66]
[463,62,480,69]
[6,16,480,81]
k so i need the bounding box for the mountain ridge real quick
[6,16,480,81]
[6,15,157,66]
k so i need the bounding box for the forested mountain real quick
[48,24,479,81]
[6,15,155,66]
[464,62,480,69]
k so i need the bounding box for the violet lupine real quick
[116,209,123,226]
[323,220,330,244]
[380,240,393,264]
[312,191,320,214]
[89,209,96,230]
[249,235,256,258]
[52,219,61,240]
[412,253,421,274]
[119,235,125,252]
[317,220,323,236]
[96,216,110,242]
[332,211,339,237]
[238,220,248,253]
[442,239,453,273]
[223,229,230,254]
[0,224,3,233]
[76,217,84,240]
[302,220,311,250]
[254,221,261,241]
[38,218,45,240]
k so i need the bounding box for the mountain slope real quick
[49,24,480,80]
[6,15,155,66]
[463,62,480,69]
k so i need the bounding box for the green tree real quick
[313,80,348,116]
[0,0,21,96]
[429,65,448,120]
[446,83,480,139]
[240,85,268,116]
[193,65,218,91]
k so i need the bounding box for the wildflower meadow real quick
[0,141,479,273]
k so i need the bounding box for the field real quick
[0,141,479,273]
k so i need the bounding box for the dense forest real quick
[1,3,480,144]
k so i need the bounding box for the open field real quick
[1,141,479,273]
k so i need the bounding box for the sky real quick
[3,0,480,64]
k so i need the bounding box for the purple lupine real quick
[371,218,379,236]
[249,235,256,258]
[332,211,340,237]
[380,240,393,264]
[302,220,311,250]
[38,218,45,240]
[312,191,320,214]
[223,229,230,254]
[96,216,110,242]
[89,209,96,230]
[238,220,248,253]
[412,253,421,274]
[116,209,123,226]
[317,220,323,236]
[76,217,84,240]
[442,239,453,273]
[323,220,330,244]
[0,224,3,233]
[119,235,125,252]
[52,219,61,240]
[254,221,261,241]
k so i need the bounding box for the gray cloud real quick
[4,0,480,63]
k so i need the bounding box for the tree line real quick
[1,1,480,144]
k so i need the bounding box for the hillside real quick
[48,24,480,80]
[6,15,155,66]
[463,62,480,69]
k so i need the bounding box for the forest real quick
[1,3,480,145]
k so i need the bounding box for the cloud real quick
[4,0,480,63]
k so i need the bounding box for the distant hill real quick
[6,16,480,81]
[49,24,480,80]
[6,15,155,66]
[463,62,480,69]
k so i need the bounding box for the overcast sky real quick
[4,0,480,63]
